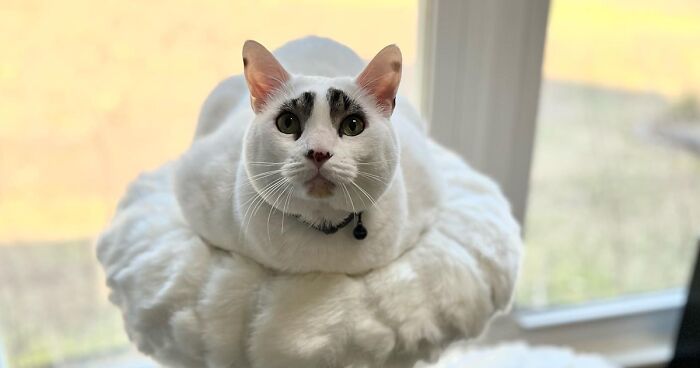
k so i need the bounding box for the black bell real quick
[353,212,367,240]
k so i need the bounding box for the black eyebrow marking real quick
[326,88,365,122]
[279,91,315,122]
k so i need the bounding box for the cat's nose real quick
[306,149,332,167]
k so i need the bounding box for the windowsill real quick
[515,289,686,329]
[57,347,156,368]
[480,289,686,368]
[609,345,672,368]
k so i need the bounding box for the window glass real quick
[0,0,418,365]
[519,0,700,308]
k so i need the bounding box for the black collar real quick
[294,213,355,235]
[294,212,367,240]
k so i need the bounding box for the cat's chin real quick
[287,198,355,228]
[305,175,335,198]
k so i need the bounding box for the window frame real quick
[417,1,684,366]
[417,0,548,223]
[486,290,684,367]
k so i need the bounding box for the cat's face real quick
[241,41,402,225]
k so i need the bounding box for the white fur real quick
[176,39,434,274]
[97,36,522,367]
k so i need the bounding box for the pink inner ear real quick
[243,40,290,113]
[356,45,402,115]
[366,73,401,107]
[248,71,284,102]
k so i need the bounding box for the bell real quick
[353,212,367,240]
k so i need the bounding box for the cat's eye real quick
[340,115,365,137]
[275,112,301,135]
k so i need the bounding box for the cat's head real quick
[241,40,401,225]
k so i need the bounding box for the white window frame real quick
[417,1,684,367]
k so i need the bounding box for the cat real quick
[98,36,521,368]
[174,38,441,274]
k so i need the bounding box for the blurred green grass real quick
[0,241,127,367]
[519,81,700,307]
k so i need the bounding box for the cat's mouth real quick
[306,174,335,198]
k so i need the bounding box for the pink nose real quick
[306,149,332,167]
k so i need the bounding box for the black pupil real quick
[348,119,357,131]
[285,116,294,128]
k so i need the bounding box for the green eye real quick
[340,115,365,137]
[276,112,301,135]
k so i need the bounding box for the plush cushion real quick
[97,132,521,368]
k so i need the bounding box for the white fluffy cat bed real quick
[97,37,522,368]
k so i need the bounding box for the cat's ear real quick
[242,40,290,113]
[356,45,402,117]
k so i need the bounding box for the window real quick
[0,0,419,366]
[420,0,699,365]
[519,0,700,308]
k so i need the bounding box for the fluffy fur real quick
[97,36,522,368]
[175,39,436,274]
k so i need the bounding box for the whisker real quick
[241,177,287,235]
[249,178,288,225]
[281,184,294,234]
[248,169,282,179]
[235,170,283,190]
[350,180,383,215]
[239,176,283,208]
[341,181,350,208]
[349,184,368,208]
[247,163,286,167]
[356,159,397,165]
[267,183,291,244]
[341,183,356,215]
[357,171,388,185]
[239,178,279,222]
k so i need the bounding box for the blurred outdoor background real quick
[521,0,700,307]
[1,0,699,366]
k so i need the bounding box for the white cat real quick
[175,39,440,274]
[97,36,522,368]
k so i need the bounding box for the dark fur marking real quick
[302,91,314,111]
[279,91,316,123]
[243,57,248,67]
[326,88,366,124]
